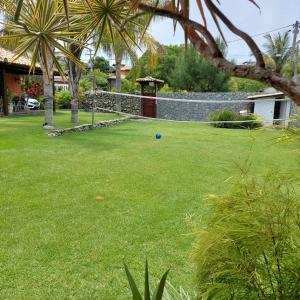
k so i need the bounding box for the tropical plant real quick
[80,69,108,90]
[100,26,157,93]
[209,109,262,129]
[127,45,183,85]
[192,169,300,299]
[124,260,169,300]
[263,31,292,74]
[0,0,82,126]
[55,89,71,109]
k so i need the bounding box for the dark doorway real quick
[142,93,156,118]
[274,101,281,120]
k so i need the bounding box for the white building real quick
[248,91,292,126]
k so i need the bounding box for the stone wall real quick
[84,91,298,122]
[156,92,260,121]
[48,117,130,137]
[84,91,141,115]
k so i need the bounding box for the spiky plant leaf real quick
[151,269,169,300]
[144,260,151,300]
[124,263,143,300]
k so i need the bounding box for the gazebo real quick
[136,76,164,118]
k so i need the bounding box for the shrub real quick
[209,109,262,129]
[229,77,266,92]
[192,170,300,299]
[55,89,71,109]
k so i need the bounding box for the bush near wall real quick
[55,89,71,109]
[230,77,266,92]
[209,109,262,129]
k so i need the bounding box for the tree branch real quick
[137,2,300,105]
[204,0,265,68]
[138,3,223,58]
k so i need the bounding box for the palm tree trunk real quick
[115,54,122,93]
[41,48,54,127]
[69,45,83,123]
[115,54,122,112]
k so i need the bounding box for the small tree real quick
[170,46,229,92]
[93,56,110,73]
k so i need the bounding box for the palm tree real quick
[0,0,82,127]
[76,0,157,93]
[100,29,157,93]
[263,31,292,74]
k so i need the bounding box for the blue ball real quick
[155,133,162,139]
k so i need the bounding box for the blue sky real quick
[149,0,300,63]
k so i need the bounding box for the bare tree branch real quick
[137,2,300,105]
[204,0,265,68]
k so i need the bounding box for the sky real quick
[149,0,300,63]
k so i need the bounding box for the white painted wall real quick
[254,100,275,125]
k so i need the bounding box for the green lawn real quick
[0,111,299,299]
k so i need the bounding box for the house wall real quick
[254,100,275,125]
[6,72,21,98]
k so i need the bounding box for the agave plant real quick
[0,0,83,126]
[124,260,169,300]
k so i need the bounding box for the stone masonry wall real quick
[84,91,141,115]
[84,91,298,122]
[156,92,260,121]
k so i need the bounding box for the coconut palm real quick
[263,31,292,74]
[0,0,82,126]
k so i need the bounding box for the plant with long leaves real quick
[191,167,300,299]
[124,260,169,300]
[263,31,293,74]
[0,0,83,126]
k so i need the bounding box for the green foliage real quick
[128,45,229,92]
[55,89,71,109]
[230,77,266,92]
[124,260,169,300]
[192,169,300,299]
[121,79,139,93]
[159,84,173,93]
[170,46,229,92]
[127,45,183,85]
[275,108,300,142]
[209,109,262,129]
[92,56,110,73]
[80,69,108,91]
[263,31,292,74]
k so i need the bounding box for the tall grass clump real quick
[192,170,300,299]
[209,109,262,129]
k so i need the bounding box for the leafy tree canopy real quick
[92,56,111,74]
[230,77,266,92]
[170,46,229,92]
